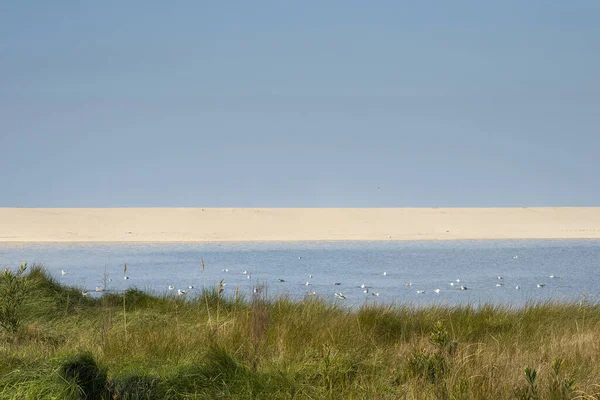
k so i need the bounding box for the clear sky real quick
[1,1,598,207]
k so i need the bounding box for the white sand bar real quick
[1,208,599,242]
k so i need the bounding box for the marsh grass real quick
[1,266,600,399]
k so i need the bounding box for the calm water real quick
[1,240,599,307]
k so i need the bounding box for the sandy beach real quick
[0,207,599,242]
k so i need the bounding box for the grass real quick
[1,264,600,399]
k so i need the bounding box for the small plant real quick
[0,262,29,335]
[548,358,575,400]
[407,351,447,384]
[514,367,538,400]
[406,320,455,398]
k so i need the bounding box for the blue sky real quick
[1,1,598,207]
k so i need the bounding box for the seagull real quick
[381,272,387,276]
[333,282,341,286]
[363,289,369,294]
[95,286,104,292]
[537,284,545,288]
[246,275,251,279]
[549,274,555,279]
[513,255,519,259]
[334,292,347,299]
[298,256,302,259]
[360,284,367,289]
[278,279,285,282]
[371,292,380,297]
[123,276,129,280]
[188,285,194,290]
[416,290,425,294]
[61,270,68,276]
[434,289,440,294]
[496,283,504,287]
[456,279,461,283]
[222,268,229,272]
[459,285,468,290]
[81,290,89,297]
[241,271,247,275]
[405,282,413,287]
[168,285,175,291]
[497,276,503,280]
[308,291,317,296]
[308,274,313,278]
[515,286,520,290]
[449,282,455,286]
[177,289,186,295]
[253,287,260,294]
[305,281,310,286]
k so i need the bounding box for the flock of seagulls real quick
[60,253,561,302]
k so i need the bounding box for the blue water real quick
[1,240,599,307]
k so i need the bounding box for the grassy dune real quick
[1,265,600,399]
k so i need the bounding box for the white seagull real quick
[222,268,229,272]
[549,274,555,279]
[95,286,104,292]
[305,281,310,286]
[371,292,380,297]
[381,272,387,276]
[278,279,285,282]
[168,285,175,291]
[123,276,129,280]
[537,284,545,288]
[177,289,186,295]
[61,270,68,276]
[515,286,520,290]
[405,282,413,287]
[334,292,347,299]
[497,276,503,280]
[434,289,440,294]
[188,285,194,290]
[333,282,341,286]
[459,285,468,290]
[496,283,504,287]
[81,290,89,297]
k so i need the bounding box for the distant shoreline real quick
[1,207,599,242]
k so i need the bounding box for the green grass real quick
[1,265,600,399]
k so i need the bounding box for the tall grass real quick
[1,266,600,399]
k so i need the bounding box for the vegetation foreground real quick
[1,264,600,399]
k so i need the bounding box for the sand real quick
[1,207,599,242]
